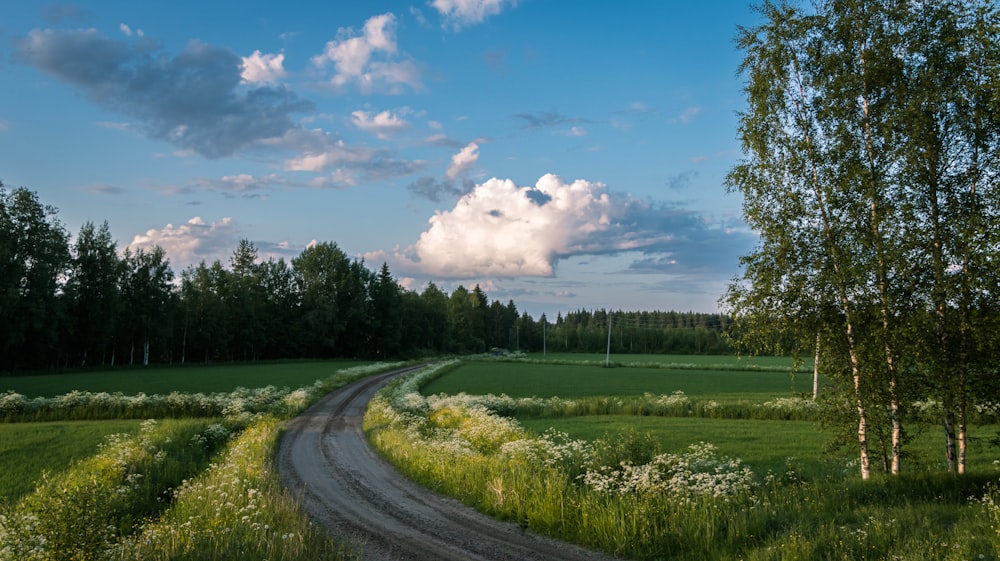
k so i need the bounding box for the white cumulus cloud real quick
[414,174,619,277]
[311,13,421,93]
[241,50,286,84]
[129,216,238,267]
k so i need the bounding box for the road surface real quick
[277,365,619,561]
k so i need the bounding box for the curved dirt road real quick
[278,366,619,561]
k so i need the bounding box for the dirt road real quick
[277,365,619,561]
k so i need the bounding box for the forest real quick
[0,184,731,373]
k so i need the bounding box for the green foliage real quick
[0,419,234,560]
[113,417,351,561]
[367,362,1000,560]
[0,420,144,504]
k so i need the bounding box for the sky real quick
[0,0,763,319]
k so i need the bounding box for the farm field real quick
[0,359,370,397]
[525,352,801,370]
[420,358,819,402]
[0,419,144,503]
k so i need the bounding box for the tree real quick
[0,184,70,371]
[65,221,122,367]
[120,246,174,366]
[725,0,1000,478]
[370,262,403,358]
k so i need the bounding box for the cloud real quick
[513,111,588,129]
[673,106,703,124]
[119,23,143,37]
[446,141,479,180]
[409,174,754,278]
[431,0,516,30]
[280,128,425,180]
[351,109,409,138]
[311,13,422,94]
[407,176,474,202]
[190,173,287,197]
[129,216,239,267]
[665,170,698,190]
[82,183,125,195]
[0,120,7,133]
[241,50,286,84]
[18,28,313,158]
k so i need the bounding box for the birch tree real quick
[725,0,1000,478]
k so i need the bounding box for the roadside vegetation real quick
[366,358,1000,560]
[0,361,402,560]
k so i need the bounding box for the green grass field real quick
[421,359,818,401]
[0,420,145,503]
[526,352,802,370]
[0,360,370,397]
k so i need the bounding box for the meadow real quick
[0,360,399,561]
[5,355,1000,560]
[0,360,369,397]
[363,356,1000,560]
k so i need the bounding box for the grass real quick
[518,416,838,477]
[0,360,371,397]
[526,352,801,370]
[420,360,817,402]
[0,420,145,504]
[366,362,1000,561]
[0,361,404,561]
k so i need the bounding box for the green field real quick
[526,352,801,370]
[421,359,818,401]
[0,360,370,397]
[0,420,145,503]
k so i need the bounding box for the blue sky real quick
[0,0,761,318]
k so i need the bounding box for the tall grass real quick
[112,416,352,561]
[366,364,1000,560]
[0,418,234,560]
[0,420,145,503]
[0,361,405,561]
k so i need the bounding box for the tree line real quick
[0,183,732,373]
[726,0,1000,478]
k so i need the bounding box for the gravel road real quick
[277,365,619,561]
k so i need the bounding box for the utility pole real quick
[605,312,612,367]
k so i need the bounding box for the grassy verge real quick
[0,360,406,561]
[112,416,353,561]
[367,363,1000,560]
[0,420,145,503]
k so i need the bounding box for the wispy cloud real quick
[445,141,479,179]
[672,106,703,124]
[513,111,589,129]
[18,28,313,158]
[431,0,517,30]
[351,109,410,138]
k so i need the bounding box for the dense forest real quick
[0,184,731,372]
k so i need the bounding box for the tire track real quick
[277,365,619,561]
